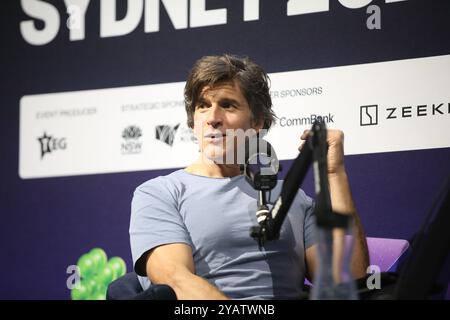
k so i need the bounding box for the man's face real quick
[193,81,262,164]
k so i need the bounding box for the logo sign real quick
[121,125,143,155]
[360,103,449,126]
[19,55,450,178]
[37,132,67,159]
[155,124,180,147]
[360,105,378,126]
[278,113,335,127]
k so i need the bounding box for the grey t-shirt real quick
[129,169,316,299]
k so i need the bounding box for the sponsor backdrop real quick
[1,0,449,298]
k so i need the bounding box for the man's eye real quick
[196,104,207,109]
[221,102,234,109]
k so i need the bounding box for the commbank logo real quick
[37,132,67,159]
[278,113,335,127]
[360,105,378,126]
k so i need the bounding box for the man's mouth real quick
[204,132,226,139]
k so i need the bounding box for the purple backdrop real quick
[1,0,449,299]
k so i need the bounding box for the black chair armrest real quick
[107,272,176,300]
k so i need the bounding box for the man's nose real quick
[206,105,223,128]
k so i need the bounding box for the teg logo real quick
[20,0,408,46]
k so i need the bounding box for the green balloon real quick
[71,282,89,300]
[86,281,106,300]
[77,253,95,279]
[89,248,107,273]
[98,265,114,285]
[107,257,127,280]
[84,277,100,295]
[91,291,106,300]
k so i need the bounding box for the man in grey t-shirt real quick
[129,54,369,299]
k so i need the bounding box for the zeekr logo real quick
[360,103,449,126]
[360,105,378,126]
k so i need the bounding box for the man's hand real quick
[300,129,345,176]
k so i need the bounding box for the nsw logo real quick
[121,125,143,154]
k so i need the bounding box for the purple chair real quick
[365,237,410,272]
[304,236,410,286]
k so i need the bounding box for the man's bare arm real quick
[146,243,229,300]
[303,129,369,281]
[328,169,370,279]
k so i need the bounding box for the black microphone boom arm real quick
[250,117,351,244]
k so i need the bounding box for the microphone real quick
[243,134,279,191]
[243,134,279,245]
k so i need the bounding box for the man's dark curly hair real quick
[184,54,276,130]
